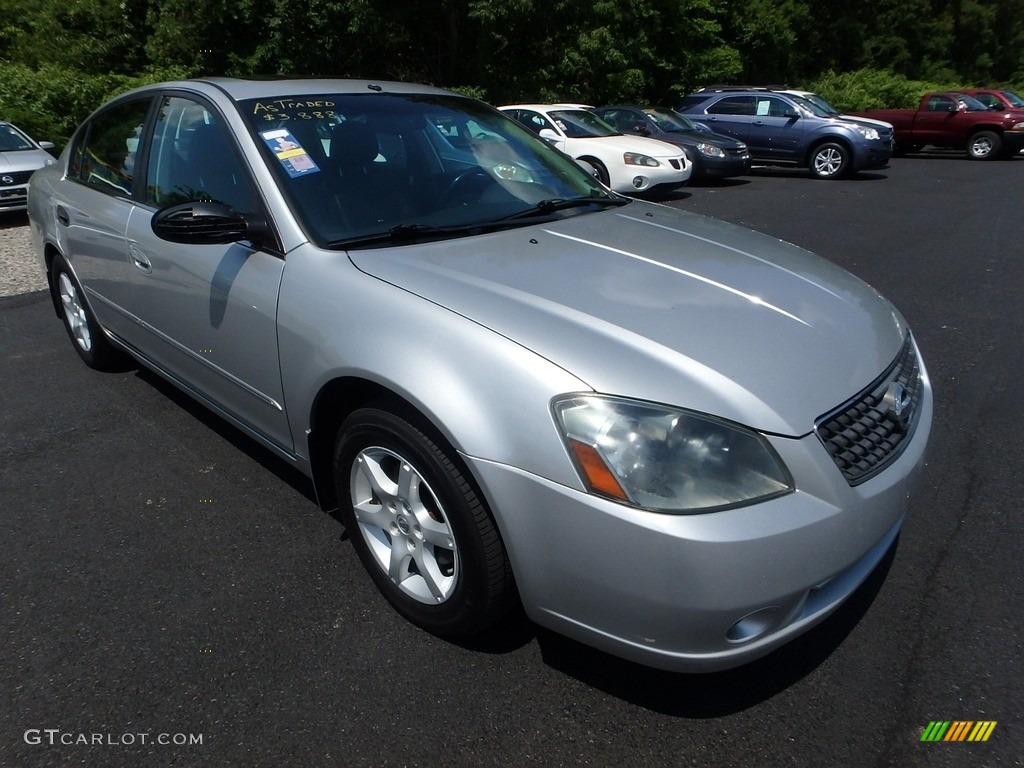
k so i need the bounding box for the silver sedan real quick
[27,78,932,671]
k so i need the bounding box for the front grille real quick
[815,335,922,485]
[0,170,34,186]
[669,158,681,169]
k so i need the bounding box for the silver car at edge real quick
[28,78,932,672]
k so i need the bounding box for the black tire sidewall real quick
[333,406,509,636]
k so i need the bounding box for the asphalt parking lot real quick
[2,154,1022,767]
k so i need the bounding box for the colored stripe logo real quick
[921,721,997,742]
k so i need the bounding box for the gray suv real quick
[678,89,892,179]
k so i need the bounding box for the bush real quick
[0,63,193,150]
[808,68,964,111]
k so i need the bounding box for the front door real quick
[124,94,292,453]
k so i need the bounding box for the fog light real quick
[632,176,645,189]
[725,606,782,644]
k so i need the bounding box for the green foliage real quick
[808,68,966,111]
[3,0,1024,149]
[0,63,190,149]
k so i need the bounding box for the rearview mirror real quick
[152,201,268,246]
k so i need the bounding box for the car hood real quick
[0,148,53,173]
[347,202,907,436]
[655,131,747,150]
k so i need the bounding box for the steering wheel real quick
[441,168,494,203]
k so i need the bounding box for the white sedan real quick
[500,104,690,193]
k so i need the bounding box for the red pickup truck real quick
[852,92,1024,159]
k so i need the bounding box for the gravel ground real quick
[0,214,46,297]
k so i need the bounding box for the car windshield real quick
[241,93,615,248]
[788,95,833,118]
[999,90,1024,107]
[644,108,701,133]
[0,124,35,152]
[548,109,620,138]
[797,93,841,116]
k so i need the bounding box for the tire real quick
[967,130,1001,160]
[809,141,850,179]
[582,157,610,186]
[333,404,513,637]
[51,255,125,370]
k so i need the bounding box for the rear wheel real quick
[967,131,1001,160]
[333,404,513,637]
[809,142,850,179]
[51,255,125,370]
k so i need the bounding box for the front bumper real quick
[467,376,932,672]
[0,182,28,211]
[852,139,893,171]
[615,157,690,193]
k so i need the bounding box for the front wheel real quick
[581,157,610,186]
[967,130,1001,160]
[809,142,850,179]
[333,405,513,637]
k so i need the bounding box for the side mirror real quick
[784,110,801,119]
[38,141,56,151]
[538,128,561,144]
[152,201,267,246]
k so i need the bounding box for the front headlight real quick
[696,142,726,159]
[852,124,881,141]
[1011,122,1024,131]
[624,152,660,167]
[553,395,794,513]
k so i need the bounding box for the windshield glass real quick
[548,109,619,138]
[798,93,840,116]
[242,94,612,247]
[0,123,36,152]
[789,95,833,118]
[644,109,700,133]
[999,90,1024,108]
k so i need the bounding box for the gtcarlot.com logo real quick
[24,729,203,747]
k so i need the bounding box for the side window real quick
[146,96,257,215]
[707,97,754,116]
[926,96,954,112]
[68,99,151,197]
[517,110,556,134]
[765,97,793,117]
[974,93,998,109]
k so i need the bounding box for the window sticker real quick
[756,100,771,116]
[261,129,320,178]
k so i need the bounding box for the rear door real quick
[700,96,756,144]
[53,97,154,341]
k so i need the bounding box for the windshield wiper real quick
[500,196,629,221]
[327,222,494,249]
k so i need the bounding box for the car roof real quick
[499,104,589,112]
[115,77,457,103]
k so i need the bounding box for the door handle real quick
[56,206,70,227]
[129,242,152,273]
